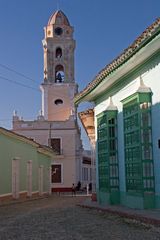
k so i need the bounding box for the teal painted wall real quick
[38,152,51,193]
[0,135,13,194]
[120,192,144,209]
[98,191,110,205]
[0,132,51,196]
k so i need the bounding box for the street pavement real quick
[80,197,160,227]
[0,195,160,239]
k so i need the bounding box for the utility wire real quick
[0,75,40,92]
[0,74,77,100]
[0,119,12,121]
[0,63,79,100]
[0,107,76,121]
[0,63,37,83]
[0,63,77,99]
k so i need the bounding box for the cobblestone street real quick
[0,196,160,240]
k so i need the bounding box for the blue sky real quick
[0,0,159,149]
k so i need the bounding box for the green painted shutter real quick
[122,92,154,194]
[97,110,119,193]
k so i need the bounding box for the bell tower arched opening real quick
[56,47,62,58]
[55,65,64,83]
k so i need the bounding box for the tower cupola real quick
[42,10,75,84]
[48,10,70,26]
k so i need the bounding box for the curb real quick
[0,195,50,208]
[78,204,160,227]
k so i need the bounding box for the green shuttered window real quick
[97,111,119,192]
[122,92,154,193]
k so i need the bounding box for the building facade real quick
[75,18,160,209]
[0,128,52,202]
[79,109,96,193]
[12,10,83,192]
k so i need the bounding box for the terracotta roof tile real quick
[75,18,160,103]
[0,127,53,155]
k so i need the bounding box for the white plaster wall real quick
[94,60,160,194]
[147,62,160,193]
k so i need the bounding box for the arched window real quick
[56,47,62,58]
[55,65,64,83]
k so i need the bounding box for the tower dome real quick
[48,10,70,26]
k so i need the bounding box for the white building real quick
[75,18,160,208]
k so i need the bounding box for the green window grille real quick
[122,92,155,194]
[97,111,119,193]
[140,102,154,192]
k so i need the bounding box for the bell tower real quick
[12,10,83,192]
[41,10,77,121]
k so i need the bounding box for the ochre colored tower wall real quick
[42,83,77,121]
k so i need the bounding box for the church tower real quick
[12,10,83,192]
[41,10,77,121]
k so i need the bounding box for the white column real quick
[91,142,96,193]
[40,85,48,119]
[12,157,20,199]
[38,165,44,196]
[27,160,32,197]
[48,166,52,195]
[87,184,89,196]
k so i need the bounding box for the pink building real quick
[12,10,83,192]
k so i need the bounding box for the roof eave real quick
[0,127,38,147]
[75,33,160,104]
[38,147,55,157]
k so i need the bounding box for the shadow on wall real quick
[96,101,160,209]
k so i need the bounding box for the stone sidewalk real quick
[79,198,160,227]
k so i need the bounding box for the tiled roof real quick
[0,127,54,156]
[0,127,38,146]
[78,108,94,116]
[75,18,160,104]
[48,10,70,26]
